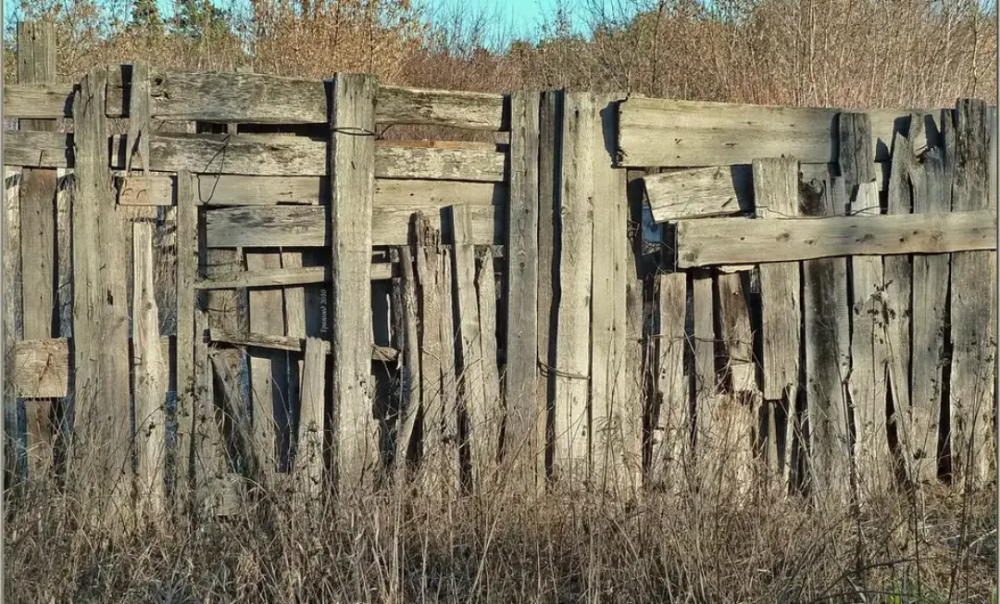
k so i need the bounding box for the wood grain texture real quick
[4,167,22,482]
[617,97,931,167]
[175,170,199,503]
[692,271,722,485]
[204,204,502,247]
[376,85,505,131]
[552,92,594,486]
[643,166,752,222]
[4,129,72,168]
[395,246,421,473]
[504,91,540,485]
[412,215,446,484]
[124,63,151,175]
[716,272,755,394]
[196,262,393,287]
[676,210,995,267]
[477,248,502,479]
[801,177,852,506]
[328,74,380,491]
[133,223,167,518]
[650,273,689,490]
[71,66,133,523]
[3,83,74,119]
[246,251,285,485]
[948,99,996,487]
[109,133,505,181]
[295,337,326,502]
[839,113,891,497]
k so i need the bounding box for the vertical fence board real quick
[801,176,852,505]
[439,245,461,493]
[651,273,689,490]
[692,271,721,487]
[133,222,167,517]
[552,92,594,486]
[753,157,801,484]
[296,337,326,503]
[476,248,502,478]
[328,73,379,491]
[395,245,420,473]
[414,215,445,486]
[18,21,59,481]
[840,113,892,496]
[175,169,199,505]
[246,251,285,484]
[504,90,540,489]
[3,168,22,484]
[71,66,132,523]
[949,99,996,486]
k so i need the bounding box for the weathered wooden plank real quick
[395,245,421,473]
[643,166,752,222]
[676,210,995,268]
[438,245,461,493]
[617,97,933,167]
[3,129,72,168]
[376,85,505,130]
[208,328,398,361]
[948,99,996,487]
[295,337,326,501]
[413,215,444,481]
[840,113,891,497]
[195,262,393,287]
[882,129,913,482]
[801,176,852,506]
[3,83,74,119]
[450,204,487,488]
[650,273,689,490]
[116,173,507,208]
[124,63,151,175]
[476,247,502,478]
[329,74,380,491]
[905,145,950,484]
[503,90,540,484]
[535,90,560,491]
[692,271,722,484]
[716,272,755,393]
[133,222,167,517]
[204,204,503,247]
[71,66,133,523]
[175,169,199,504]
[109,133,505,181]
[11,338,68,398]
[4,167,22,482]
[552,92,594,486]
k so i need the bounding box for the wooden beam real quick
[4,130,72,168]
[208,328,398,362]
[675,210,996,268]
[3,83,74,119]
[175,170,199,505]
[4,167,22,482]
[643,166,752,222]
[476,247,502,483]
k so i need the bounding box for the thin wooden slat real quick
[376,85,505,131]
[295,337,326,502]
[3,130,72,168]
[413,215,444,482]
[124,63,151,175]
[643,166,752,222]
[905,144,950,485]
[11,338,68,398]
[676,210,995,268]
[176,169,199,504]
[328,73,380,491]
[801,177,852,506]
[4,168,22,481]
[204,204,502,247]
[196,262,393,287]
[395,245,421,473]
[209,328,397,362]
[451,204,487,488]
[552,92,594,486]
[716,272,755,393]
[438,245,461,494]
[840,112,891,497]
[754,157,801,482]
[71,66,132,522]
[476,247,502,477]
[650,273,689,490]
[109,133,505,181]
[617,97,933,167]
[133,222,167,517]
[949,99,996,487]
[692,271,722,485]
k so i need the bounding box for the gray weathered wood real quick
[3,130,72,168]
[133,222,167,518]
[108,133,505,181]
[801,176,852,506]
[716,272,755,394]
[124,63,151,175]
[329,74,380,491]
[296,337,326,501]
[504,91,540,484]
[3,168,22,482]
[650,273,689,490]
[196,262,393,287]
[617,97,933,167]
[209,328,397,362]
[438,245,461,494]
[11,338,68,398]
[643,166,751,222]
[413,215,444,482]
[450,204,487,487]
[906,145,950,484]
[71,66,133,524]
[948,98,996,487]
[376,85,505,130]
[692,270,723,486]
[395,245,421,473]
[476,247,502,476]
[204,204,502,247]
[676,210,995,268]
[3,83,74,119]
[552,92,594,486]
[176,170,199,504]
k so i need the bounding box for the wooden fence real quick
[3,22,997,519]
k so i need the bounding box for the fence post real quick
[328,73,378,493]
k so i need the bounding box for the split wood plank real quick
[882,129,913,481]
[650,273,689,490]
[204,204,502,248]
[196,262,393,288]
[840,112,892,497]
[643,166,752,222]
[801,176,852,506]
[413,215,444,480]
[18,21,60,480]
[948,99,996,487]
[176,170,199,503]
[504,90,540,486]
[552,92,595,487]
[109,133,505,181]
[477,247,502,476]
[691,271,721,484]
[906,144,950,484]
[133,222,167,517]
[71,66,133,522]
[328,73,380,491]
[675,210,995,268]
[754,157,801,481]
[208,328,398,362]
[3,130,72,168]
[124,63,151,175]
[451,205,488,488]
[395,245,421,473]
[716,272,755,394]
[617,97,933,167]
[375,85,505,130]
[193,299,228,514]
[295,337,326,502]
[280,249,307,449]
